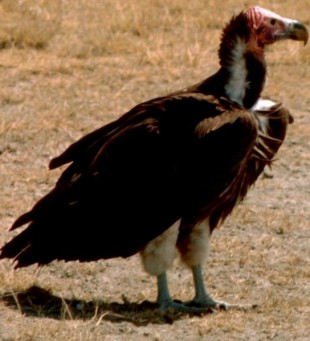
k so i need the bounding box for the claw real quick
[159,299,214,315]
[189,265,257,312]
[186,298,258,311]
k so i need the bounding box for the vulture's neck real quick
[195,14,267,109]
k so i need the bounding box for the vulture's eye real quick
[270,18,276,25]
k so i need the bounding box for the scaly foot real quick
[159,298,213,315]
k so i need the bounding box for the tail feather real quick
[0,228,35,268]
[0,222,68,268]
[11,211,35,230]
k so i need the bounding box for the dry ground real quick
[0,1,309,340]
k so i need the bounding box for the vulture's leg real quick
[189,264,256,310]
[177,220,230,309]
[141,220,212,314]
[178,220,255,310]
[155,271,212,314]
[189,263,230,310]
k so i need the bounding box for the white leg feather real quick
[178,219,211,267]
[140,220,180,276]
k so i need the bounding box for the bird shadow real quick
[1,285,189,325]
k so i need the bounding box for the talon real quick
[217,302,258,311]
[186,298,257,312]
[217,302,229,311]
[186,299,228,310]
[159,299,213,315]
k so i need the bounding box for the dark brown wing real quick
[250,99,293,177]
[48,94,170,170]
[0,93,257,268]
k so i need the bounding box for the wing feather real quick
[1,93,258,266]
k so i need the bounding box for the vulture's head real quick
[220,6,308,61]
[245,6,308,47]
[218,7,308,109]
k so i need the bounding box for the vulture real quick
[0,6,308,313]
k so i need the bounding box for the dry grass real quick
[0,0,309,340]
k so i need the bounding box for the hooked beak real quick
[284,20,308,45]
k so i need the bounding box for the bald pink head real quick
[245,6,284,30]
[244,6,308,46]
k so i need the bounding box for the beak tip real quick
[292,21,308,46]
[304,36,308,46]
[303,37,308,46]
